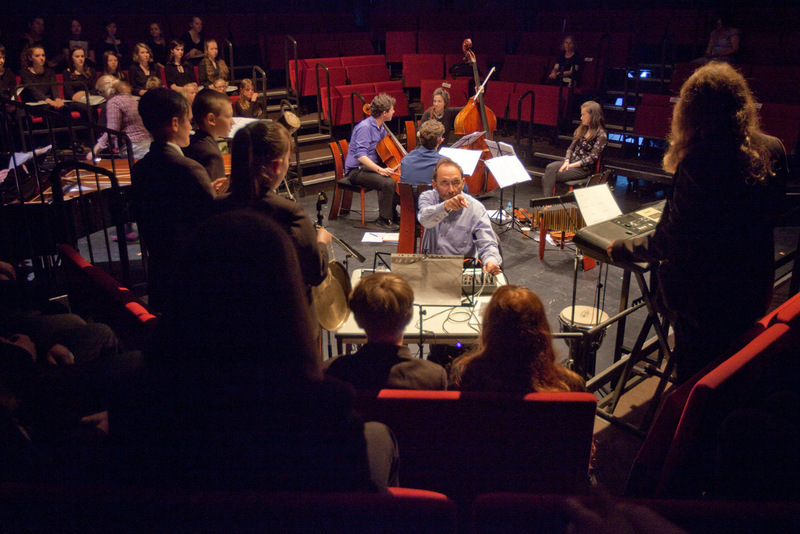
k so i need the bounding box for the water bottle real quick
[506,201,513,225]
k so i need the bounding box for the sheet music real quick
[450,131,485,148]
[7,145,53,170]
[484,140,516,158]
[572,184,622,226]
[439,147,482,176]
[484,155,531,188]
[227,117,260,138]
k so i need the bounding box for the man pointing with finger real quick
[417,158,502,275]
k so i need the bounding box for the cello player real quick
[344,93,400,230]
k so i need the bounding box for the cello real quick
[454,39,499,195]
[363,102,406,184]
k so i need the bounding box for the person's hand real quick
[316,226,332,246]
[483,261,501,275]
[250,93,258,102]
[0,261,17,282]
[549,71,558,79]
[606,241,616,262]
[559,161,570,173]
[45,344,75,366]
[377,167,392,177]
[211,177,228,193]
[443,194,468,212]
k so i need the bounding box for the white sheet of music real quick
[485,155,531,188]
[439,147,483,176]
[572,184,623,226]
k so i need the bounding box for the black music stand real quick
[484,144,533,235]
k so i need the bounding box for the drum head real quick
[559,305,610,328]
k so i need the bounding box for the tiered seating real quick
[499,55,551,84]
[758,102,800,155]
[385,31,417,63]
[321,80,409,127]
[289,57,347,98]
[402,54,445,89]
[633,93,674,140]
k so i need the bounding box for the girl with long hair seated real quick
[449,285,585,393]
[101,51,127,83]
[19,46,63,109]
[198,39,229,88]
[234,78,264,119]
[164,39,197,92]
[541,100,607,197]
[129,43,160,97]
[61,46,95,102]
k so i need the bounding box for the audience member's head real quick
[229,122,292,204]
[67,46,87,73]
[192,88,233,137]
[350,273,414,344]
[664,61,771,181]
[96,74,129,99]
[561,35,577,53]
[450,285,584,393]
[102,51,121,76]
[189,16,203,34]
[211,78,227,92]
[133,42,153,66]
[168,39,184,64]
[149,22,163,40]
[204,39,219,60]
[418,120,445,150]
[26,46,46,69]
[139,87,191,145]
[432,87,450,108]
[180,82,199,104]
[157,209,320,380]
[145,76,162,90]
[576,100,605,135]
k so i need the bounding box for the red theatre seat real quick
[633,94,675,140]
[402,54,445,89]
[385,31,417,63]
[355,389,597,500]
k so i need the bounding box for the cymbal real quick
[312,262,350,331]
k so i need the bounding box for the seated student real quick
[234,78,264,119]
[547,35,581,87]
[197,39,229,88]
[96,19,129,69]
[109,210,397,491]
[420,88,463,144]
[19,46,63,110]
[60,19,94,67]
[100,51,127,83]
[209,78,228,93]
[145,22,167,68]
[61,46,95,102]
[129,43,160,97]
[325,273,447,390]
[0,46,16,107]
[400,120,445,187]
[180,82,198,106]
[344,93,401,230]
[164,39,197,92]
[449,285,585,393]
[130,88,217,311]
[184,88,232,184]
[418,158,501,275]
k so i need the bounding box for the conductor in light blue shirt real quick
[418,158,502,275]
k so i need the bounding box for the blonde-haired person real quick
[129,43,160,96]
[541,100,607,197]
[608,62,788,383]
[234,78,264,119]
[180,82,199,105]
[198,39,229,88]
[325,272,447,390]
[89,75,151,160]
[449,285,585,393]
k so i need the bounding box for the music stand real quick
[484,144,532,235]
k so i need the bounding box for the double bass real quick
[454,39,499,195]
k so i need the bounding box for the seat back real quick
[355,390,597,499]
[656,323,793,498]
[0,484,457,534]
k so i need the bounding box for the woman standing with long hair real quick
[541,100,607,196]
[449,285,585,393]
[608,62,788,383]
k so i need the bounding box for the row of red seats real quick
[633,93,800,155]
[320,80,408,127]
[627,289,800,500]
[289,55,388,98]
[672,62,800,106]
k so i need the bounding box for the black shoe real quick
[374,217,398,230]
[392,213,402,224]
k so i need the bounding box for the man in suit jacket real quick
[325,273,447,390]
[131,87,217,311]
